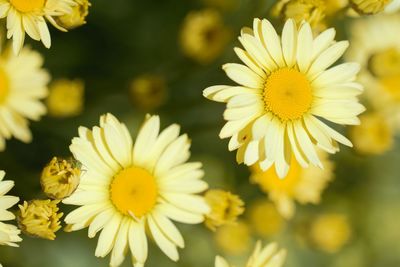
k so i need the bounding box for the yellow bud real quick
[204,189,244,231]
[56,0,91,30]
[350,0,391,14]
[40,157,81,199]
[17,200,63,240]
[129,75,168,111]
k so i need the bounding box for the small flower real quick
[350,113,394,155]
[0,170,22,247]
[129,74,167,111]
[17,199,63,240]
[309,213,351,253]
[0,46,50,151]
[250,152,334,219]
[56,0,90,30]
[0,0,77,53]
[215,241,287,267]
[40,157,81,199]
[204,18,364,178]
[214,220,251,255]
[350,0,391,14]
[204,189,244,231]
[247,199,284,237]
[180,9,231,64]
[46,79,84,118]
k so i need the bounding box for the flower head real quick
[248,199,284,237]
[214,220,251,255]
[56,0,90,30]
[350,0,391,14]
[17,199,63,240]
[0,171,22,247]
[40,157,81,199]
[204,189,244,231]
[129,74,167,111]
[63,114,209,267]
[204,18,364,178]
[0,46,49,151]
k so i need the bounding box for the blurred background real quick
[1,0,400,266]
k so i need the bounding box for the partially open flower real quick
[40,157,81,199]
[56,0,91,30]
[17,200,63,240]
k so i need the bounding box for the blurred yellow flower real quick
[0,171,22,247]
[271,0,327,32]
[46,79,84,118]
[325,0,349,15]
[215,241,286,267]
[56,0,90,30]
[0,46,49,151]
[40,157,81,200]
[17,199,63,240]
[0,0,76,54]
[309,213,351,253]
[180,9,231,64]
[129,74,167,111]
[251,152,334,219]
[350,0,391,14]
[204,189,244,231]
[350,112,394,155]
[214,220,251,255]
[346,14,400,130]
[247,199,284,237]
[201,0,237,10]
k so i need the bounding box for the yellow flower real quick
[248,199,284,237]
[129,74,167,111]
[346,14,400,130]
[0,46,49,151]
[63,114,209,267]
[204,18,364,178]
[309,213,351,253]
[350,112,394,155]
[0,171,22,247]
[46,79,84,118]
[17,199,63,240]
[201,0,237,10]
[0,0,76,53]
[56,0,90,30]
[204,189,244,231]
[180,9,231,64]
[272,0,327,32]
[350,0,391,14]
[324,0,349,16]
[215,241,286,267]
[40,157,81,199]
[250,152,334,219]
[214,220,251,255]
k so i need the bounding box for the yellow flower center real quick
[9,0,45,13]
[369,47,400,78]
[0,68,10,104]
[381,75,400,102]
[263,68,313,121]
[110,167,158,218]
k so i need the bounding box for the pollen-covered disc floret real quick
[203,18,364,178]
[63,114,210,267]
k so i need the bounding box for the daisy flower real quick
[0,170,22,247]
[0,0,76,54]
[215,241,286,267]
[0,46,50,151]
[204,18,364,178]
[63,114,210,267]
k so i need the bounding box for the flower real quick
[55,0,90,30]
[346,14,400,131]
[129,74,167,111]
[349,112,394,155]
[309,213,351,253]
[250,151,334,219]
[350,0,392,14]
[215,241,287,267]
[40,157,81,199]
[180,9,231,64]
[247,199,284,237]
[214,220,251,255]
[46,79,84,118]
[63,114,210,267]
[17,199,63,240]
[204,189,244,231]
[204,18,363,178]
[0,46,49,151]
[0,171,21,247]
[0,0,76,54]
